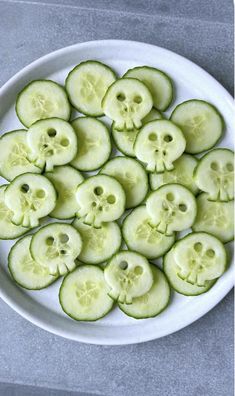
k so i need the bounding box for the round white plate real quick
[0,40,233,345]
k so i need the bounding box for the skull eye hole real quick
[21,184,30,193]
[194,242,203,252]
[47,128,57,137]
[166,192,174,201]
[36,189,46,198]
[226,162,233,172]
[59,233,69,243]
[206,249,215,258]
[179,204,187,212]
[60,138,69,147]
[164,135,173,142]
[134,266,143,275]
[94,186,103,196]
[134,96,142,104]
[117,93,126,102]
[119,261,128,270]
[210,162,218,171]
[46,237,54,246]
[148,133,157,141]
[107,195,116,204]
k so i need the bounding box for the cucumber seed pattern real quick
[75,280,100,307]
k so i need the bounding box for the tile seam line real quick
[0,0,232,26]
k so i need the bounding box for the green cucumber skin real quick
[65,60,117,117]
[16,80,71,127]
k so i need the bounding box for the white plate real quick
[0,40,234,345]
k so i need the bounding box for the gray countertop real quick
[0,1,234,395]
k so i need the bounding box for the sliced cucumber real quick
[73,218,122,264]
[119,265,170,319]
[100,157,148,209]
[30,223,82,276]
[173,232,227,287]
[0,185,29,239]
[146,184,197,235]
[112,108,163,157]
[194,148,234,202]
[192,193,234,243]
[59,265,114,321]
[122,206,175,259]
[45,165,84,220]
[76,175,126,228]
[0,130,41,181]
[8,235,57,290]
[4,173,56,228]
[70,117,111,171]
[27,118,78,172]
[124,66,173,111]
[16,80,71,128]
[65,60,116,116]
[104,251,153,304]
[171,100,223,154]
[150,154,199,195]
[102,78,153,131]
[134,120,186,173]
[163,247,215,296]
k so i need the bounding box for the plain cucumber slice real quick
[122,206,175,259]
[0,185,29,239]
[16,80,71,128]
[4,173,56,228]
[45,165,84,220]
[9,235,57,290]
[163,247,215,296]
[65,60,116,116]
[70,117,111,171]
[119,265,170,319]
[146,183,197,235]
[102,78,153,131]
[173,232,227,287]
[30,223,82,276]
[59,265,114,321]
[27,118,78,172]
[112,108,163,157]
[194,148,234,202]
[104,251,153,304]
[124,66,173,111]
[171,100,223,154]
[73,218,122,264]
[192,193,234,243]
[0,130,41,181]
[100,157,148,209]
[150,154,199,195]
[134,120,186,173]
[76,175,126,228]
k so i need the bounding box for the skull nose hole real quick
[226,162,233,171]
[60,138,70,147]
[94,186,103,196]
[179,204,187,212]
[59,233,69,243]
[21,184,30,193]
[134,266,143,275]
[194,242,203,252]
[148,133,157,141]
[60,249,67,255]
[164,135,173,142]
[166,192,174,201]
[116,93,126,102]
[206,249,215,258]
[92,201,97,207]
[47,128,57,137]
[119,261,128,270]
[210,162,218,171]
[107,195,116,204]
[163,150,167,156]
[46,150,54,156]
[46,236,54,246]
[134,96,142,104]
[36,189,46,198]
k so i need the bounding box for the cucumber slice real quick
[134,120,186,173]
[102,78,153,131]
[122,206,175,259]
[27,118,78,172]
[100,157,148,209]
[163,247,215,296]
[30,223,82,276]
[45,165,84,220]
[73,218,121,264]
[8,235,57,290]
[65,60,116,116]
[150,154,199,195]
[112,108,163,157]
[192,193,234,243]
[16,80,71,128]
[4,173,56,228]
[194,148,234,202]
[0,185,29,239]
[119,265,170,319]
[170,100,223,154]
[146,184,197,235]
[70,117,111,171]
[173,232,227,287]
[124,66,173,111]
[76,175,126,228]
[104,251,153,304]
[0,130,41,181]
[59,265,114,321]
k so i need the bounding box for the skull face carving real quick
[102,78,153,131]
[146,184,197,235]
[134,120,186,173]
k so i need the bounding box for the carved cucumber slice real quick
[104,251,153,304]
[59,265,114,321]
[8,235,57,290]
[66,60,116,116]
[16,80,71,127]
[134,120,186,173]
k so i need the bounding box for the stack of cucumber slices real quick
[0,60,233,322]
